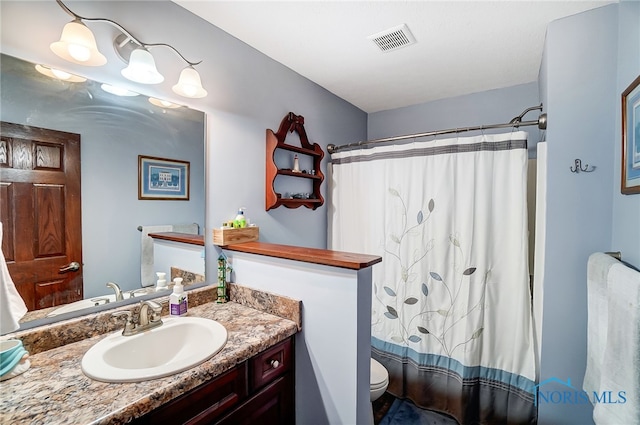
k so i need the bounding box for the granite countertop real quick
[0,297,299,425]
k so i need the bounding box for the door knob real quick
[59,261,80,273]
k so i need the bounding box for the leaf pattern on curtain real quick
[374,188,488,357]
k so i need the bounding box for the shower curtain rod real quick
[327,104,547,154]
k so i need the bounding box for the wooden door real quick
[0,121,83,310]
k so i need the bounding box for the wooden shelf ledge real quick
[147,232,204,246]
[222,241,381,270]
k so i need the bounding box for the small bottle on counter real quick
[155,272,168,292]
[169,278,188,316]
[233,208,247,229]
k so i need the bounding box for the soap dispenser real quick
[169,278,187,317]
[155,272,168,292]
[233,208,247,228]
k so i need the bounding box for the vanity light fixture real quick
[121,48,164,84]
[51,0,207,97]
[149,98,181,109]
[35,64,87,82]
[172,66,208,99]
[100,83,139,97]
[50,18,107,66]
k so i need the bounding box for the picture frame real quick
[621,74,640,194]
[138,155,190,200]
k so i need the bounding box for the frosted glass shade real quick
[35,64,86,82]
[50,20,106,66]
[149,98,181,108]
[100,84,139,97]
[172,66,207,98]
[121,48,164,84]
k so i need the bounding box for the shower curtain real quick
[328,131,537,424]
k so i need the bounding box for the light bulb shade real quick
[149,97,181,108]
[35,64,87,82]
[172,67,207,98]
[50,20,106,66]
[121,48,164,84]
[100,84,139,97]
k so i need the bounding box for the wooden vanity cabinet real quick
[134,337,294,425]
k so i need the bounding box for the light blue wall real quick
[0,54,205,297]
[538,4,630,424]
[368,82,542,158]
[3,4,638,423]
[612,1,640,267]
[0,1,367,289]
[369,4,638,425]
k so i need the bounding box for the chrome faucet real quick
[106,282,124,301]
[112,300,163,336]
[138,300,163,328]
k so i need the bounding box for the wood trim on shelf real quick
[147,232,204,246]
[273,142,322,157]
[276,169,322,180]
[222,241,382,270]
[276,199,323,209]
[266,112,325,211]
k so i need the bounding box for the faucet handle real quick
[90,297,111,306]
[147,300,163,323]
[143,300,163,312]
[112,310,132,321]
[112,310,136,335]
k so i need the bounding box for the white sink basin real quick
[47,294,119,317]
[81,317,228,382]
[47,289,154,317]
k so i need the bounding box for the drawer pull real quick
[271,359,280,369]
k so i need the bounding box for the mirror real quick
[0,53,207,333]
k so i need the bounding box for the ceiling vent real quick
[368,24,416,52]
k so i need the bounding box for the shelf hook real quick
[570,159,595,173]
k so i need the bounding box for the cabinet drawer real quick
[136,363,247,425]
[217,374,294,425]
[250,338,293,391]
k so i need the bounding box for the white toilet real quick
[370,358,389,423]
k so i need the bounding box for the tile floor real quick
[373,392,460,425]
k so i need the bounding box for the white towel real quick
[583,252,620,396]
[0,223,28,334]
[140,223,199,287]
[593,262,640,424]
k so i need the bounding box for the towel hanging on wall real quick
[593,260,640,424]
[0,223,28,334]
[140,223,199,287]
[583,252,620,396]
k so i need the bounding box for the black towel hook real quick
[570,159,595,173]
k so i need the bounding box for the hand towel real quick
[593,262,640,424]
[583,252,619,397]
[140,223,199,287]
[0,223,28,334]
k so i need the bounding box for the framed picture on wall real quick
[621,74,640,194]
[138,155,190,200]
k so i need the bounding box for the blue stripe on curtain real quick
[372,336,536,398]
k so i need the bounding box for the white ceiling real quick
[175,0,615,113]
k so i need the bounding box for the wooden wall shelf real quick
[265,112,324,211]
